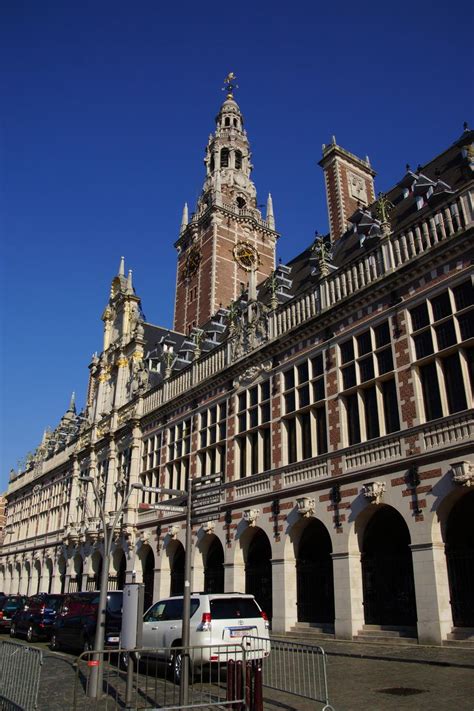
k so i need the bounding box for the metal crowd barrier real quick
[246,635,335,711]
[72,643,250,710]
[0,640,43,711]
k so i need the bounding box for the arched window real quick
[224,117,230,127]
[233,118,238,127]
[220,148,229,168]
[235,150,242,170]
[210,155,215,173]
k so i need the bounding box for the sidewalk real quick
[271,633,474,669]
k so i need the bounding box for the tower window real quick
[236,196,246,209]
[225,117,230,127]
[233,118,238,127]
[210,156,215,173]
[235,150,242,170]
[220,148,229,168]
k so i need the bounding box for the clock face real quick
[184,247,201,279]
[233,241,259,271]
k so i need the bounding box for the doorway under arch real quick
[445,491,474,627]
[245,530,272,621]
[170,543,185,596]
[204,537,224,594]
[361,507,417,626]
[142,547,155,611]
[296,519,334,624]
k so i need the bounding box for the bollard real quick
[227,659,235,703]
[235,660,244,711]
[245,660,252,710]
[253,660,263,711]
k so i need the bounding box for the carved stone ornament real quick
[296,497,315,517]
[362,481,386,504]
[451,460,474,487]
[233,360,272,388]
[122,525,137,550]
[243,509,260,527]
[230,301,269,362]
[139,530,150,544]
[202,521,216,534]
[169,525,180,539]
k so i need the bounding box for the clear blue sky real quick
[1,0,472,490]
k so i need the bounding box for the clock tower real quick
[173,75,278,334]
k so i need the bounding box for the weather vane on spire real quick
[223,72,238,98]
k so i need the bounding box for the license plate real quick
[107,636,119,643]
[229,627,253,638]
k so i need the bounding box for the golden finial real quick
[375,192,394,225]
[223,72,238,98]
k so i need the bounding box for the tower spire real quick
[118,256,125,276]
[180,203,188,233]
[127,269,133,293]
[266,193,275,230]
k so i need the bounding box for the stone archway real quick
[204,537,224,594]
[445,490,474,627]
[296,519,334,625]
[90,551,103,590]
[141,547,155,611]
[70,555,83,591]
[57,555,67,594]
[45,559,54,594]
[111,548,126,590]
[245,529,273,621]
[170,542,185,596]
[361,506,417,626]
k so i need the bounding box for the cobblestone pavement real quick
[1,635,473,710]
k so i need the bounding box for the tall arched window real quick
[224,117,230,127]
[235,150,242,170]
[220,148,229,168]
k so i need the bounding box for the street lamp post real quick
[79,475,142,699]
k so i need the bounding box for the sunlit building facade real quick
[1,84,473,645]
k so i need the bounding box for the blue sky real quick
[1,0,472,490]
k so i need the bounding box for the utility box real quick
[121,583,145,650]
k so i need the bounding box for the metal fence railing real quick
[245,636,335,711]
[0,640,43,711]
[72,643,252,710]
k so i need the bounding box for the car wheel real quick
[50,633,60,650]
[26,625,35,643]
[119,651,136,671]
[9,623,16,638]
[170,648,193,686]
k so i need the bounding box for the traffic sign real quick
[191,511,221,525]
[139,502,186,514]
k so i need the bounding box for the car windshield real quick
[210,598,261,619]
[45,597,63,611]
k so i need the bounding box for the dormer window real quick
[403,188,410,199]
[220,148,229,167]
[416,195,424,210]
[235,150,243,170]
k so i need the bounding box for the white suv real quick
[139,592,270,678]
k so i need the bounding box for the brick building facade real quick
[1,83,473,645]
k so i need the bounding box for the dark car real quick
[50,591,123,652]
[10,593,64,642]
[0,595,28,632]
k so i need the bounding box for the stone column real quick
[123,421,141,527]
[271,557,297,634]
[410,541,452,645]
[105,438,117,516]
[332,551,365,639]
[224,560,245,593]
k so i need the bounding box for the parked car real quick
[136,593,270,681]
[10,593,64,641]
[0,595,28,632]
[50,591,123,652]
